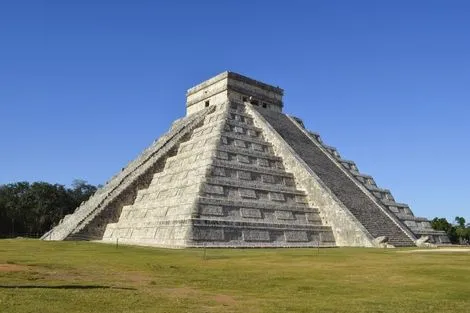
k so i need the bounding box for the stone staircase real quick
[42,106,215,241]
[289,119,450,245]
[254,107,417,247]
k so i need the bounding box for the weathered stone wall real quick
[186,72,283,115]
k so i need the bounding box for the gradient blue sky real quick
[1,1,469,221]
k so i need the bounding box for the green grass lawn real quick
[0,240,469,313]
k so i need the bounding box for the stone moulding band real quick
[186,72,284,109]
[187,71,283,97]
[198,197,319,213]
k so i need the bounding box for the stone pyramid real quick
[42,72,449,248]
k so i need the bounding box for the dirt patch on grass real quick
[213,294,237,306]
[0,264,30,272]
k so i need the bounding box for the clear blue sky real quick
[1,1,469,222]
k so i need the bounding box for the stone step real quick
[211,159,295,178]
[191,218,333,232]
[203,177,306,196]
[225,118,262,133]
[216,145,282,162]
[222,130,272,147]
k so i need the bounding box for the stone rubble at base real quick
[42,71,450,248]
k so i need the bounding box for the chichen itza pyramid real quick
[42,72,450,248]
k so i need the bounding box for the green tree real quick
[0,180,97,238]
[69,179,97,206]
[454,216,469,244]
[455,216,466,228]
[0,182,30,236]
[431,217,458,244]
[431,217,453,232]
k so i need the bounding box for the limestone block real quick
[270,192,286,202]
[252,143,264,151]
[257,191,269,200]
[237,155,250,164]
[240,208,262,218]
[238,171,252,180]
[318,231,336,243]
[275,211,294,220]
[131,227,156,239]
[192,228,225,241]
[212,167,226,177]
[217,151,229,160]
[284,231,309,242]
[166,205,193,217]
[258,158,269,167]
[200,205,224,216]
[102,223,116,238]
[243,230,270,242]
[405,221,417,228]
[247,129,257,137]
[234,139,246,148]
[306,213,323,223]
[262,174,275,184]
[204,184,225,195]
[239,188,257,199]
[284,177,295,186]
[116,228,132,239]
[420,221,433,230]
[234,126,244,134]
[295,195,308,204]
[147,207,168,218]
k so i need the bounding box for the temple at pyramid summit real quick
[42,72,450,248]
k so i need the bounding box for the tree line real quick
[0,180,98,238]
[0,180,469,244]
[431,216,470,245]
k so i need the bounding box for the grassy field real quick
[0,240,469,313]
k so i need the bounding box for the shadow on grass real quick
[0,285,136,290]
